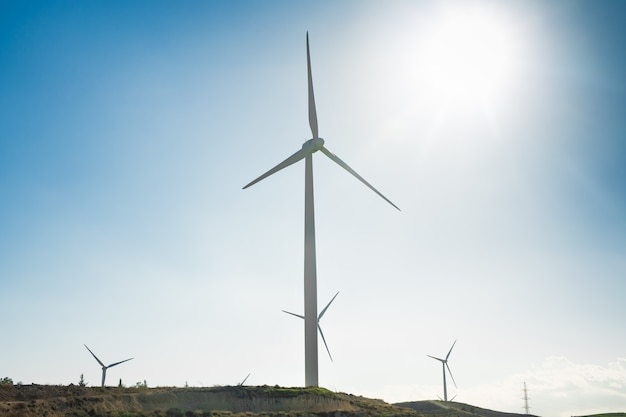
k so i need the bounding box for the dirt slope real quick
[0,384,420,417]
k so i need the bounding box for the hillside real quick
[0,384,418,417]
[575,414,626,417]
[394,401,540,417]
[0,384,546,417]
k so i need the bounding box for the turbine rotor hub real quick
[302,137,325,153]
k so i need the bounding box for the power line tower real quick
[522,381,531,414]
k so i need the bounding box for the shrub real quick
[166,408,184,417]
[0,377,13,386]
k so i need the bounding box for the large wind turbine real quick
[283,291,339,362]
[427,340,457,401]
[84,344,133,387]
[243,33,399,387]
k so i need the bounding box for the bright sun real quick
[419,4,523,110]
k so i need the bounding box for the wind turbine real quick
[427,340,457,401]
[84,344,133,387]
[243,33,399,387]
[283,291,339,362]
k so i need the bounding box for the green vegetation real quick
[135,380,149,389]
[258,386,334,397]
[577,414,626,417]
[0,377,13,386]
[166,408,184,417]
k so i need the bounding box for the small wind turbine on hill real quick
[84,344,133,387]
[283,291,339,362]
[243,32,399,387]
[427,340,457,401]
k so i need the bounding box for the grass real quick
[576,414,626,417]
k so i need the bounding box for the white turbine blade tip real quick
[243,148,309,189]
[239,373,251,386]
[318,291,339,320]
[318,325,333,362]
[282,310,305,319]
[84,344,105,367]
[446,363,457,388]
[307,32,318,139]
[108,357,133,368]
[320,147,400,211]
[446,340,457,360]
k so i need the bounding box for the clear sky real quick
[1,1,625,416]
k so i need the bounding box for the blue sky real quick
[1,1,625,416]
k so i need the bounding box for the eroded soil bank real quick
[0,384,419,417]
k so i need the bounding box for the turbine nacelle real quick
[302,137,325,153]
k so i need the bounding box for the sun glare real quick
[420,5,523,109]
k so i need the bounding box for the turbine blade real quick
[318,291,339,320]
[450,394,457,402]
[282,310,305,320]
[318,324,333,362]
[446,363,457,388]
[84,344,105,368]
[307,32,318,139]
[446,339,457,361]
[239,373,251,386]
[107,357,133,368]
[427,355,445,363]
[319,146,400,211]
[243,147,309,189]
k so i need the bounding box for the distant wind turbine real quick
[283,291,339,362]
[243,33,399,387]
[84,344,133,387]
[427,340,457,402]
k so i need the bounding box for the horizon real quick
[1,1,625,417]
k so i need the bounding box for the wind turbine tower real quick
[84,344,133,387]
[243,33,399,387]
[427,340,457,401]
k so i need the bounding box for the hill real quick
[0,384,418,417]
[394,400,540,417]
[0,384,545,417]
[574,414,626,417]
